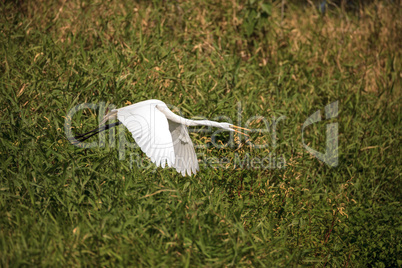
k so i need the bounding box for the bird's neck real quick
[185,119,222,128]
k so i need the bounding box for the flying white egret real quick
[74,99,249,176]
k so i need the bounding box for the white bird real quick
[74,99,248,176]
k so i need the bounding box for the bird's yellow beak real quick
[230,125,250,136]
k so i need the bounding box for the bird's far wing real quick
[168,121,199,176]
[117,104,175,168]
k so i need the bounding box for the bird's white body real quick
[101,99,236,176]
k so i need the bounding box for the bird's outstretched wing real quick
[168,121,199,176]
[117,103,176,168]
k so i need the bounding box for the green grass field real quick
[1,0,400,266]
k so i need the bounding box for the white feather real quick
[89,99,242,176]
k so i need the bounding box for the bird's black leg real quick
[74,121,122,142]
